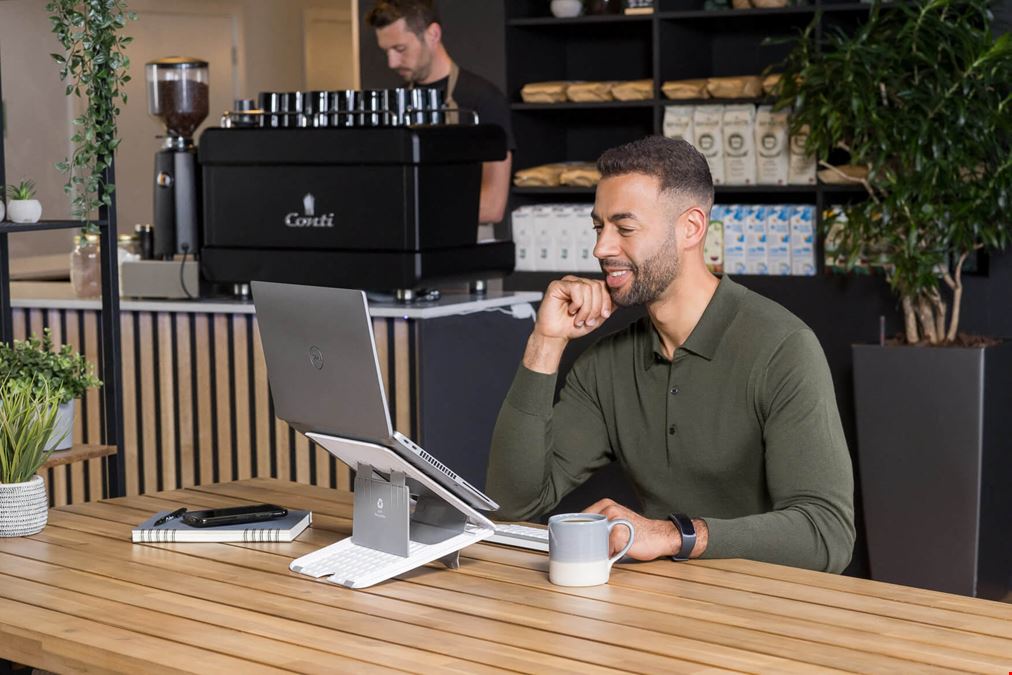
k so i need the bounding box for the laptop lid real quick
[251,281,394,441]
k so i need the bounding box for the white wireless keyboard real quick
[487,523,549,552]
[290,529,486,589]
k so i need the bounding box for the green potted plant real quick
[0,378,64,537]
[46,0,134,233]
[0,328,102,451]
[5,179,42,224]
[772,0,1012,598]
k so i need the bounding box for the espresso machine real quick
[146,57,209,259]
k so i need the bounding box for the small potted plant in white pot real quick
[0,328,102,451]
[0,377,64,537]
[4,180,43,223]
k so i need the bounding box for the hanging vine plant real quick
[46,0,135,233]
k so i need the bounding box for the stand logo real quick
[285,193,334,228]
[374,497,385,519]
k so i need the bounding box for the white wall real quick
[0,0,355,267]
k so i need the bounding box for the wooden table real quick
[0,478,1010,674]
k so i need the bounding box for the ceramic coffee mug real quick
[548,513,635,586]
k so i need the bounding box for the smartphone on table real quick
[182,503,288,528]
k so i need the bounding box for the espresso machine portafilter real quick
[146,57,209,259]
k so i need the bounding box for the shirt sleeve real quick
[700,329,856,573]
[485,359,614,521]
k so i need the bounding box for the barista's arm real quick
[478,151,512,225]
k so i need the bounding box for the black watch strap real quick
[668,513,696,561]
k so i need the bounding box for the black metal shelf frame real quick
[0,54,126,499]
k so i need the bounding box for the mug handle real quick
[606,518,635,565]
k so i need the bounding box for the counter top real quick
[10,282,542,319]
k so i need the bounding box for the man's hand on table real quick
[583,498,709,561]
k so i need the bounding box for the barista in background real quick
[367,0,515,226]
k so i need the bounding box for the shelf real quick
[513,100,657,110]
[513,184,847,195]
[41,443,117,470]
[0,220,108,234]
[659,97,773,106]
[513,186,595,195]
[508,14,654,26]
[658,6,817,19]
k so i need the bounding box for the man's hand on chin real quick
[582,498,708,561]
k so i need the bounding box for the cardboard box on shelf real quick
[766,205,793,275]
[745,205,769,275]
[531,204,555,272]
[663,105,695,143]
[548,204,575,271]
[694,105,725,185]
[788,124,817,185]
[790,205,817,275]
[511,205,536,271]
[722,105,757,186]
[571,204,598,272]
[723,204,748,274]
[755,106,790,186]
[706,206,726,274]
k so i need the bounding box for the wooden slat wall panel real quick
[14,309,410,503]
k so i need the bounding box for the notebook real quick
[132,509,312,543]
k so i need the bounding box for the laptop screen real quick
[251,281,394,442]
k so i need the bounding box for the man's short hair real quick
[366,0,439,37]
[597,136,714,212]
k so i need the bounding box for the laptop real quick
[250,280,498,513]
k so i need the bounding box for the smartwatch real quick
[668,513,696,561]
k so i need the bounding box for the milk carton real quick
[722,204,748,274]
[570,204,598,272]
[531,204,555,272]
[788,124,817,185]
[745,205,769,275]
[663,105,695,143]
[755,105,790,185]
[511,206,535,271]
[722,105,756,185]
[694,105,725,185]
[789,205,817,275]
[766,205,793,275]
[706,205,726,274]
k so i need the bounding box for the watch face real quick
[671,513,695,535]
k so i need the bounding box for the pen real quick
[153,507,186,527]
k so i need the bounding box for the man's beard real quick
[603,228,680,307]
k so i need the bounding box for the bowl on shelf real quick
[551,0,584,18]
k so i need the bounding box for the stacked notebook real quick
[132,509,312,543]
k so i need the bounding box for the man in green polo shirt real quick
[486,136,855,573]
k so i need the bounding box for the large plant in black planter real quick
[772,0,1012,598]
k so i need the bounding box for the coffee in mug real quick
[548,513,635,587]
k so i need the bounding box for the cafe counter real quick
[10,283,541,506]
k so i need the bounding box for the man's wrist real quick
[666,515,709,560]
[523,332,568,374]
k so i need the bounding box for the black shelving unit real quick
[0,53,125,498]
[503,0,873,290]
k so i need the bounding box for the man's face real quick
[592,173,683,307]
[375,18,433,83]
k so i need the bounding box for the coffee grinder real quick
[146,57,209,259]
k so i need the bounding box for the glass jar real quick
[70,233,101,298]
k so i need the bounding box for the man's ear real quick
[681,206,709,249]
[425,21,442,47]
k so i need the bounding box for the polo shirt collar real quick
[642,276,744,368]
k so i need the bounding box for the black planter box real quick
[853,341,1012,599]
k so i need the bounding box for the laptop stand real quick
[302,432,495,582]
[352,464,467,569]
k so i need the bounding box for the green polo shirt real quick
[486,276,855,573]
